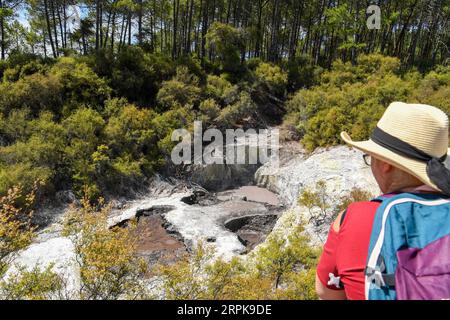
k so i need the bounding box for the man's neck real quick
[392,184,440,194]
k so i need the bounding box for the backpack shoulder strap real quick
[365,193,450,299]
[339,209,347,227]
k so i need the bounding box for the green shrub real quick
[105,47,173,105]
[217,92,257,127]
[63,108,105,194]
[206,22,245,75]
[156,66,201,111]
[0,265,65,300]
[205,74,237,104]
[254,62,288,96]
[50,57,111,116]
[62,197,149,300]
[284,54,444,151]
[153,106,195,157]
[199,98,221,125]
[284,55,322,91]
[0,112,66,194]
[0,72,63,116]
[156,222,320,300]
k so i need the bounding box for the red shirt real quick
[316,201,381,300]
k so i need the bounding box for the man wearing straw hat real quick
[315,102,450,300]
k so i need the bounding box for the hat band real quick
[371,126,447,163]
[371,126,450,196]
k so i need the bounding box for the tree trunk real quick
[288,1,303,61]
[255,0,264,58]
[104,6,112,48]
[138,0,143,44]
[57,4,65,49]
[186,0,194,54]
[394,0,419,58]
[50,0,59,56]
[119,14,126,50]
[172,0,179,59]
[63,0,67,48]
[95,0,99,50]
[201,0,208,62]
[43,28,47,58]
[408,2,425,66]
[110,9,117,52]
[99,0,103,48]
[0,0,5,60]
[44,0,57,58]
[127,12,132,45]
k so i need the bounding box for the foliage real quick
[284,55,323,91]
[254,62,288,96]
[0,57,110,117]
[0,72,63,116]
[62,194,149,300]
[206,22,245,75]
[336,188,374,214]
[0,184,69,300]
[205,74,238,105]
[0,184,36,277]
[299,181,373,227]
[252,223,320,292]
[152,105,195,157]
[199,98,221,125]
[49,57,111,116]
[0,265,65,300]
[63,107,105,196]
[298,180,332,227]
[89,47,174,106]
[216,92,257,128]
[284,54,443,151]
[103,103,160,189]
[0,56,195,199]
[155,222,320,300]
[156,66,201,111]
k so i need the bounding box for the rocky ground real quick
[5,141,387,294]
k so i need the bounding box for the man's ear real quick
[380,161,394,174]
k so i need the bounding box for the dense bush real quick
[86,47,174,106]
[199,99,221,125]
[156,222,319,300]
[0,186,150,300]
[156,66,202,111]
[0,50,447,202]
[50,58,111,116]
[283,55,323,91]
[0,72,62,116]
[285,54,449,151]
[254,62,288,96]
[0,56,204,198]
[205,74,239,105]
[62,196,149,299]
[216,92,257,128]
[109,48,173,106]
[206,22,245,75]
[0,112,66,195]
[0,57,110,118]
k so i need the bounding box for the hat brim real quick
[340,132,450,192]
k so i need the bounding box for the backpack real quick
[365,193,450,300]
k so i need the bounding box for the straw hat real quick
[341,102,449,193]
